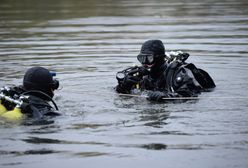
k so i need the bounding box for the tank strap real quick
[164,61,182,92]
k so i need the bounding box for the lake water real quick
[0,0,248,167]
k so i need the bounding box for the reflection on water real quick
[1,0,248,168]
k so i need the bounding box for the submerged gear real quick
[23,67,59,99]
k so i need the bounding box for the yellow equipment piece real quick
[1,106,24,121]
[0,100,7,115]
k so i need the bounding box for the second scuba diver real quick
[115,39,216,101]
[0,66,60,121]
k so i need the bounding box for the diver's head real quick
[137,40,165,68]
[23,67,59,99]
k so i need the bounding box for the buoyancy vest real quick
[163,61,215,95]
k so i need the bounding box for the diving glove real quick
[147,91,179,101]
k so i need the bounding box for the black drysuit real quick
[116,60,215,101]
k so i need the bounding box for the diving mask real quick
[137,53,154,65]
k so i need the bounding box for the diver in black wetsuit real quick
[1,66,60,119]
[115,40,216,101]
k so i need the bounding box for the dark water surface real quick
[0,0,248,167]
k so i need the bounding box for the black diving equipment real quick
[21,90,58,110]
[116,66,149,82]
[165,51,190,63]
[51,79,59,90]
[49,72,59,90]
[137,53,154,65]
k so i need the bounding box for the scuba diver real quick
[0,66,60,121]
[115,40,216,101]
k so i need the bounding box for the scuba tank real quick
[0,89,59,122]
[0,87,9,115]
[0,100,7,115]
[0,93,26,122]
[1,105,23,121]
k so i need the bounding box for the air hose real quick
[21,90,59,110]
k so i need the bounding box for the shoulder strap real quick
[164,61,182,92]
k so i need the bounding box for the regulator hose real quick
[21,90,59,110]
